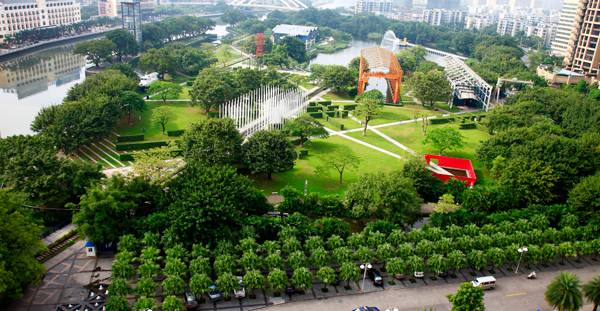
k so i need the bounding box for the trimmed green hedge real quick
[344,104,357,111]
[430,117,455,124]
[119,154,135,161]
[307,106,321,113]
[167,130,185,137]
[340,110,349,118]
[309,112,323,119]
[116,134,144,143]
[318,100,332,106]
[116,141,168,151]
[308,102,318,107]
[460,123,477,129]
[327,105,339,111]
[325,111,336,117]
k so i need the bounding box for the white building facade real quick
[355,0,393,15]
[421,9,465,26]
[550,0,578,57]
[0,0,81,43]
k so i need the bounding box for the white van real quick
[471,276,496,290]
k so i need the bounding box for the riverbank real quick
[0,27,117,61]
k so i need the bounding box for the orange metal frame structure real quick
[358,47,403,104]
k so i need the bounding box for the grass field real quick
[322,91,354,101]
[378,122,491,183]
[369,105,441,125]
[252,135,404,195]
[318,116,362,131]
[214,44,243,64]
[149,86,192,101]
[117,102,206,141]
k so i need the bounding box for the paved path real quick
[41,224,76,247]
[265,261,600,311]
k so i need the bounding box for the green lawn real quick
[378,122,492,183]
[214,44,243,64]
[369,105,441,125]
[434,102,461,113]
[117,102,206,141]
[149,86,192,101]
[322,91,354,101]
[318,116,362,131]
[252,136,404,195]
[345,130,413,158]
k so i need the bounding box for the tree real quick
[434,193,459,214]
[316,266,336,291]
[423,127,464,154]
[165,164,269,248]
[0,191,44,303]
[568,173,600,213]
[409,70,452,107]
[287,250,307,270]
[216,272,238,300]
[243,130,296,179]
[584,275,600,311]
[119,91,145,124]
[402,157,445,202]
[340,262,360,287]
[213,254,235,275]
[74,39,116,67]
[319,65,356,93]
[148,81,182,104]
[162,295,185,311]
[137,277,157,297]
[134,297,157,311]
[110,278,132,296]
[345,171,422,225]
[283,114,328,147]
[291,267,313,292]
[181,118,243,165]
[316,148,360,185]
[151,106,172,134]
[354,97,383,136]
[189,257,211,276]
[386,258,407,279]
[239,252,262,271]
[190,68,236,112]
[545,272,583,311]
[427,254,447,276]
[497,157,559,206]
[140,48,178,79]
[397,46,427,72]
[280,36,307,63]
[268,268,288,296]
[162,275,185,295]
[467,250,487,271]
[105,295,129,311]
[447,282,485,311]
[243,270,265,298]
[106,28,138,61]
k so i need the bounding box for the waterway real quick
[0,25,230,137]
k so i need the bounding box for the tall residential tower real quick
[563,0,600,78]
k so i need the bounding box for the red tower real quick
[255,33,265,57]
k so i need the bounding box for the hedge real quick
[308,102,318,107]
[430,118,455,124]
[309,112,323,119]
[344,104,357,111]
[116,134,144,143]
[167,130,185,137]
[325,111,336,117]
[460,123,477,129]
[327,105,339,111]
[298,149,309,159]
[340,110,349,118]
[116,141,169,151]
[207,112,219,118]
[119,154,134,161]
[307,106,321,113]
[318,100,332,106]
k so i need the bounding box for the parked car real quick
[184,291,198,310]
[234,276,246,299]
[208,285,222,301]
[471,276,496,290]
[367,269,384,286]
[352,307,380,311]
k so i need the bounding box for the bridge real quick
[380,30,491,111]
[227,0,308,11]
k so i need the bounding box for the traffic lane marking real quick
[505,292,528,297]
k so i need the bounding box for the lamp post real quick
[515,246,528,274]
[359,263,372,292]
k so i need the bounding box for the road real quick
[266,262,600,311]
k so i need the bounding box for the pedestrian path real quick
[42,224,77,247]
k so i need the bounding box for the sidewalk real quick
[42,224,76,247]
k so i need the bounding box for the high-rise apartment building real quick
[0,0,81,43]
[564,0,600,78]
[355,0,393,15]
[413,0,461,10]
[551,0,579,57]
[421,9,465,26]
[98,0,155,17]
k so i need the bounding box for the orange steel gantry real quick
[358,46,403,104]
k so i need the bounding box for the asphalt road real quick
[266,262,600,311]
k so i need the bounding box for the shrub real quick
[319,100,332,106]
[459,123,477,129]
[119,153,134,161]
[307,106,321,113]
[309,112,323,119]
[430,117,455,124]
[299,149,309,159]
[116,134,145,143]
[167,129,185,137]
[343,104,357,111]
[115,141,168,151]
[327,105,339,111]
[340,110,349,118]
[207,112,219,118]
[325,111,336,117]
[308,102,318,107]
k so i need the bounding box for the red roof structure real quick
[424,154,477,187]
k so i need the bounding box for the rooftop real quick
[272,24,318,36]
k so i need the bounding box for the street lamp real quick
[515,246,528,274]
[359,263,372,292]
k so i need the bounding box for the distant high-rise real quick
[412,0,461,10]
[551,0,578,57]
[355,0,393,14]
[422,9,465,26]
[121,0,142,44]
[564,0,600,78]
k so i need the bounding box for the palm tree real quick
[584,275,600,311]
[545,272,583,311]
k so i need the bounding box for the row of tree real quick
[141,15,215,50]
[140,43,216,78]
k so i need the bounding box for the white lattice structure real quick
[220,86,308,137]
[443,56,493,111]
